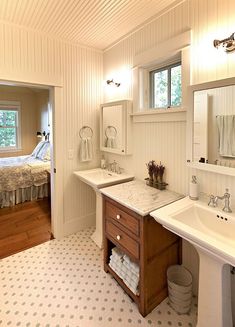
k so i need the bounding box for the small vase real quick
[153,173,158,184]
[148,173,153,185]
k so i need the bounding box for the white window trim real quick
[0,100,21,152]
[132,30,191,122]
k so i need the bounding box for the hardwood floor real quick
[0,198,52,259]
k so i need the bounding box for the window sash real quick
[0,105,20,150]
[150,62,181,109]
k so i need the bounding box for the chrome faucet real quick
[107,160,118,173]
[208,188,232,213]
[106,160,124,174]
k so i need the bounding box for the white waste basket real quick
[167,265,193,314]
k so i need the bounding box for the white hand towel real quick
[106,136,117,148]
[216,115,235,157]
[111,136,117,149]
[80,137,93,162]
[106,137,112,148]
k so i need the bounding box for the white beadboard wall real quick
[0,21,103,235]
[103,0,190,194]
[103,0,235,305]
[190,0,235,85]
[104,0,235,196]
[188,0,235,212]
[60,41,103,234]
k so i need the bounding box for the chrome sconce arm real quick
[213,32,235,53]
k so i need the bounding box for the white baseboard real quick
[62,212,96,237]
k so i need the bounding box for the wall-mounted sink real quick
[74,168,134,189]
[151,197,235,266]
[151,197,234,327]
[74,168,134,248]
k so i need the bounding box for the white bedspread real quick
[0,155,50,192]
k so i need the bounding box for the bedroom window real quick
[149,62,182,109]
[0,102,21,151]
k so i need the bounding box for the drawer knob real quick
[116,235,121,241]
[116,214,121,220]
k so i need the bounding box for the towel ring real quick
[105,125,117,138]
[79,126,93,139]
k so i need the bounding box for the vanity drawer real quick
[105,201,140,236]
[105,220,139,260]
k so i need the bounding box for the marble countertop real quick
[100,179,184,216]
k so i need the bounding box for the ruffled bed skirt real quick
[0,183,49,208]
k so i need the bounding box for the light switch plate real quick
[68,149,74,160]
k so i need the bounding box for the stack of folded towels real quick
[109,247,140,295]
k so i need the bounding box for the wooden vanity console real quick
[103,195,181,317]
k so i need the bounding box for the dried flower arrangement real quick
[145,160,168,190]
[146,160,156,182]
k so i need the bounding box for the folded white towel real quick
[123,261,139,279]
[124,273,139,287]
[110,257,122,269]
[123,272,139,285]
[109,251,139,296]
[109,262,122,276]
[123,254,140,273]
[79,137,93,162]
[112,247,124,259]
[122,277,139,295]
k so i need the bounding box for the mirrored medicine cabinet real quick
[187,77,235,176]
[100,100,132,155]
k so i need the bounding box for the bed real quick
[0,141,51,208]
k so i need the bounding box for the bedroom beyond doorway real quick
[0,83,54,256]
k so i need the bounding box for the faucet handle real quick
[107,163,112,171]
[116,167,124,174]
[208,194,216,207]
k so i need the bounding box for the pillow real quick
[37,141,51,161]
[31,141,46,158]
[43,145,51,161]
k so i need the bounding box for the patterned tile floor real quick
[0,227,198,327]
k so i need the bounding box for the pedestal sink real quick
[74,168,134,248]
[150,197,235,327]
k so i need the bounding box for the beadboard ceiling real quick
[0,0,182,49]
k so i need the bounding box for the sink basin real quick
[150,196,234,327]
[74,168,134,189]
[150,197,235,266]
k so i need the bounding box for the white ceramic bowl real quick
[169,300,191,314]
[169,293,192,307]
[168,285,192,301]
[167,265,192,293]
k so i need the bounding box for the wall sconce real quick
[213,32,235,52]
[36,131,49,140]
[106,79,121,87]
[37,131,46,138]
[37,131,42,138]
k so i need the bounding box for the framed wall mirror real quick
[187,77,235,176]
[100,100,132,155]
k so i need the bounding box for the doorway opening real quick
[0,82,55,258]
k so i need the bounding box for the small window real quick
[0,103,21,151]
[150,62,182,109]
